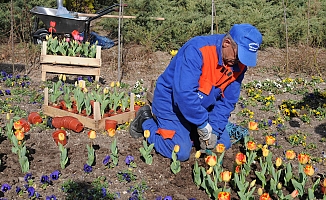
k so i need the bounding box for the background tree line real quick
[0,0,325,52]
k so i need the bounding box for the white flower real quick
[255,82,262,88]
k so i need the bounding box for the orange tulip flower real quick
[290,190,299,198]
[235,152,246,165]
[173,145,180,153]
[206,166,213,175]
[88,130,96,139]
[265,135,276,146]
[246,141,257,151]
[285,150,296,160]
[297,153,310,165]
[303,165,314,176]
[15,129,25,141]
[248,121,259,130]
[321,179,326,187]
[220,171,232,182]
[259,193,272,200]
[216,143,225,153]
[320,178,326,194]
[107,128,116,137]
[205,155,217,167]
[14,120,23,130]
[218,191,230,200]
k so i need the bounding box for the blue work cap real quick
[229,24,262,67]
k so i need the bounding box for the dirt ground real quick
[0,43,325,200]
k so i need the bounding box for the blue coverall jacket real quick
[142,34,247,161]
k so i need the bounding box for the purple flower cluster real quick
[0,71,31,88]
[0,89,11,95]
[0,172,60,199]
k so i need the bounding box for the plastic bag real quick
[80,32,115,49]
[90,32,115,49]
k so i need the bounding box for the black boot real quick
[129,105,153,138]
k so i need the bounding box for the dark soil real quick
[0,43,325,200]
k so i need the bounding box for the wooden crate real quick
[40,41,102,82]
[42,88,136,130]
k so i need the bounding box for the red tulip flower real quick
[50,21,56,28]
[48,21,56,33]
[71,30,82,41]
[235,152,246,165]
[260,193,272,200]
[218,191,230,200]
[234,165,241,173]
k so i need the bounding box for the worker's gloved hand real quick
[197,122,217,150]
[197,122,212,140]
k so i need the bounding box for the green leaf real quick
[291,179,304,197]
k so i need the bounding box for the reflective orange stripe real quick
[156,128,176,139]
[198,45,245,97]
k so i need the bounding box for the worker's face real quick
[222,39,239,66]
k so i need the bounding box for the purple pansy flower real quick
[101,188,106,197]
[83,164,93,173]
[50,170,60,180]
[1,183,11,192]
[125,155,134,165]
[27,187,35,198]
[15,186,21,194]
[164,196,173,200]
[103,155,110,166]
[40,175,51,184]
[46,195,57,200]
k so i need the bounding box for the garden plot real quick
[0,65,325,199]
